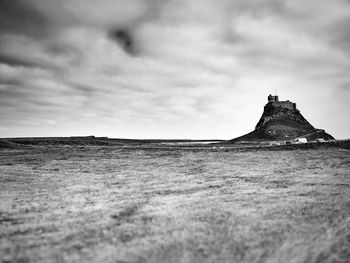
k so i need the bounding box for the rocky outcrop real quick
[229,96,334,143]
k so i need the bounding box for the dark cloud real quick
[109,28,137,55]
[0,0,49,38]
[0,78,22,86]
[0,53,46,68]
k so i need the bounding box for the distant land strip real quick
[0,136,224,146]
[0,136,349,151]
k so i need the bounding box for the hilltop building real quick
[228,94,334,143]
[267,94,296,111]
[268,94,279,102]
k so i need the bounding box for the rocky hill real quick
[229,95,334,143]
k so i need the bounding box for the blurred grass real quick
[0,146,349,263]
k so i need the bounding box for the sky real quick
[0,0,349,139]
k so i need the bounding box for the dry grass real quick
[0,146,349,263]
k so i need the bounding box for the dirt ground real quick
[0,146,349,263]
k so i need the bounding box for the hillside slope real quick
[229,97,334,143]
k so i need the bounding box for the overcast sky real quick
[0,0,349,139]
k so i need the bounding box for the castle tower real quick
[268,94,279,102]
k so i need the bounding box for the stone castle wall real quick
[268,101,296,110]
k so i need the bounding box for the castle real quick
[228,94,334,142]
[267,94,296,110]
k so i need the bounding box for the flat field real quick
[0,146,349,263]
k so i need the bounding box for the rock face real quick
[229,95,334,143]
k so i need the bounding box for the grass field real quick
[0,146,349,263]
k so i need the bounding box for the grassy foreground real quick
[0,146,349,263]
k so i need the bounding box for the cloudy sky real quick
[0,0,349,139]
